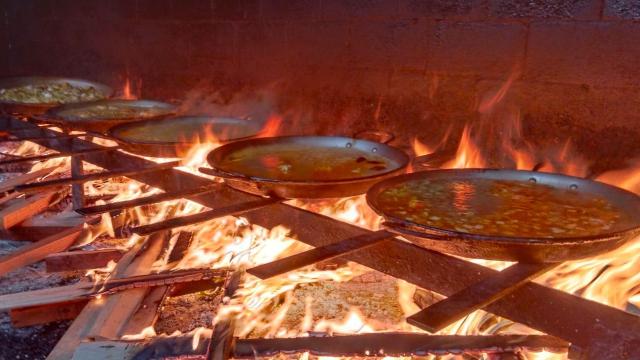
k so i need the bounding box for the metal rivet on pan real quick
[570,184,578,190]
[346,142,352,148]
[528,177,537,183]
[372,147,378,152]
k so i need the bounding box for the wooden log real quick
[0,225,84,276]
[408,262,558,333]
[45,248,126,272]
[248,230,394,279]
[0,191,57,230]
[0,166,58,193]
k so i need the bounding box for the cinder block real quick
[526,22,640,87]
[426,22,526,78]
[604,0,640,20]
[321,0,399,20]
[398,0,486,20]
[489,0,600,20]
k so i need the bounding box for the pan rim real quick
[109,115,265,146]
[207,135,411,185]
[0,76,113,107]
[41,99,177,123]
[366,168,640,244]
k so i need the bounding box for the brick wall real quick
[2,0,640,165]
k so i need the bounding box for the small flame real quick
[411,137,433,157]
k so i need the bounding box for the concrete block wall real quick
[1,0,640,164]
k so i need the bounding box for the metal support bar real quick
[407,262,558,333]
[14,160,180,193]
[131,197,282,236]
[248,230,394,279]
[76,185,218,216]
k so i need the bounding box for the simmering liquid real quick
[117,119,260,143]
[58,104,173,120]
[217,143,393,181]
[377,178,626,238]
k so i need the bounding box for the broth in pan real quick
[217,143,392,181]
[377,178,627,238]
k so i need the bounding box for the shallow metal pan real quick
[0,76,113,116]
[32,99,177,133]
[109,115,265,158]
[366,168,640,262]
[205,135,410,199]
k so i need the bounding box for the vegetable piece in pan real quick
[377,178,627,238]
[0,82,105,104]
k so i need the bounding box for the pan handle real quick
[353,130,395,144]
[198,167,252,181]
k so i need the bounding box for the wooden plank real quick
[0,191,56,230]
[0,282,91,311]
[132,197,282,236]
[248,230,394,279]
[10,299,87,328]
[0,166,57,193]
[0,225,83,276]
[0,268,225,311]
[208,270,243,360]
[10,212,86,242]
[408,262,557,333]
[45,248,125,272]
[46,231,169,360]
[120,286,169,336]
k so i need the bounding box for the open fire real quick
[1,70,639,360]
